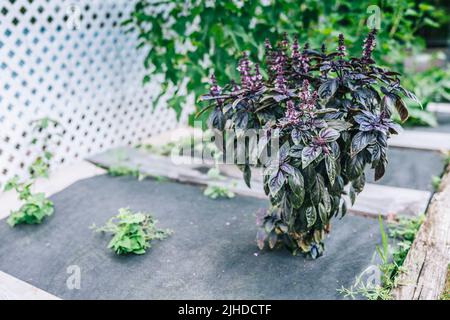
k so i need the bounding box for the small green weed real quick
[338,215,424,300]
[4,177,54,226]
[91,208,172,255]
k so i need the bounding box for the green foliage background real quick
[124,0,448,125]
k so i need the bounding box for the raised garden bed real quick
[0,140,447,299]
[0,175,382,299]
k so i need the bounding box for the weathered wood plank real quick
[428,102,450,114]
[0,271,60,300]
[393,165,450,300]
[88,147,431,218]
[389,131,450,151]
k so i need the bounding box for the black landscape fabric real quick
[0,175,382,299]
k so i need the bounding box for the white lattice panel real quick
[0,0,191,187]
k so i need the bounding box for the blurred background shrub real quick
[124,0,449,126]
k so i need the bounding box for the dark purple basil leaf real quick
[200,94,231,101]
[301,145,322,168]
[318,203,328,224]
[319,128,340,142]
[346,153,365,180]
[256,228,267,250]
[325,155,337,185]
[208,107,225,130]
[376,132,388,147]
[310,174,325,205]
[268,230,278,249]
[374,161,386,181]
[340,200,348,219]
[381,93,396,114]
[306,206,317,228]
[273,94,288,102]
[351,131,375,156]
[264,219,275,233]
[395,97,409,122]
[278,223,288,233]
[288,168,305,208]
[326,119,352,132]
[291,128,302,145]
[255,208,267,226]
[322,187,332,213]
[318,78,338,99]
[232,97,246,109]
[349,185,356,205]
[311,119,328,128]
[316,108,339,115]
[280,163,295,175]
[354,111,374,125]
[352,173,365,193]
[243,164,251,188]
[279,142,290,161]
[268,170,286,196]
[234,111,249,129]
[329,141,340,158]
[371,144,382,162]
[400,88,422,107]
[387,121,402,135]
[289,144,303,158]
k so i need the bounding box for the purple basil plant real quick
[200,30,418,258]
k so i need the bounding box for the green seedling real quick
[91,208,172,255]
[4,176,54,227]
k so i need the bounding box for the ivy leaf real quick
[302,145,322,168]
[306,206,317,228]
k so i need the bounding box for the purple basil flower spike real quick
[303,42,310,52]
[292,36,300,59]
[362,29,377,61]
[281,32,289,48]
[252,63,263,90]
[209,73,224,106]
[275,64,287,94]
[237,52,252,90]
[337,34,346,57]
[209,74,221,96]
[230,80,240,93]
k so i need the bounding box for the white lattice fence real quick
[0,0,191,187]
